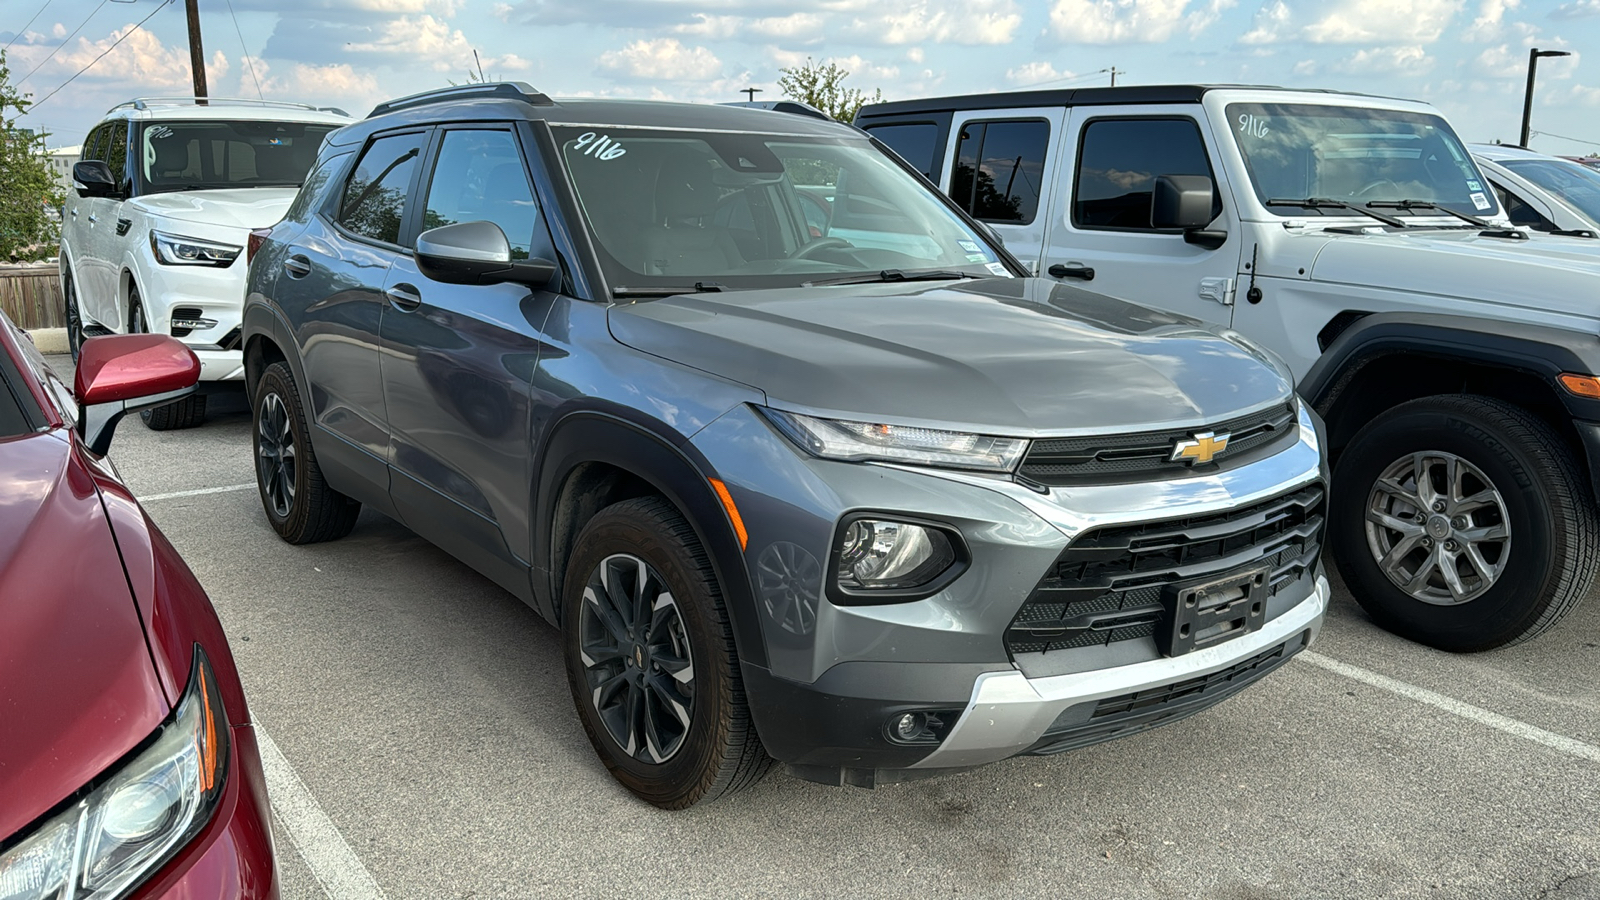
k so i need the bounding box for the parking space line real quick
[257,726,389,900]
[1300,651,1600,765]
[140,483,256,503]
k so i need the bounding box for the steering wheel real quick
[791,237,854,260]
[1354,179,1401,198]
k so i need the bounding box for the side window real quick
[286,151,350,224]
[949,120,1049,224]
[421,129,544,259]
[1495,184,1556,231]
[82,125,107,163]
[1074,118,1219,231]
[338,131,425,246]
[103,119,129,186]
[865,123,940,180]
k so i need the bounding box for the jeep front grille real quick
[1004,483,1324,657]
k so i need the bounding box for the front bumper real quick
[131,724,278,899]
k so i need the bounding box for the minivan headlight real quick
[762,408,1028,472]
[0,647,229,900]
[150,230,241,267]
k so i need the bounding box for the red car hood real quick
[0,430,168,841]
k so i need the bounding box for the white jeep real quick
[858,86,1600,651]
[61,98,348,428]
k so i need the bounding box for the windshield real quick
[1500,158,1600,225]
[1227,103,1497,220]
[141,120,337,193]
[553,126,1009,291]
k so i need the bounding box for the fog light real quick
[836,519,957,591]
[894,713,925,742]
[884,709,961,745]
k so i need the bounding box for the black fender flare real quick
[241,300,310,401]
[532,408,768,668]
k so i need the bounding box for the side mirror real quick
[415,221,559,289]
[1152,174,1227,250]
[73,161,118,199]
[74,335,201,455]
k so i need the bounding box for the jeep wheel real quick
[253,361,361,543]
[129,289,208,430]
[63,268,84,361]
[562,497,771,808]
[1331,394,1599,651]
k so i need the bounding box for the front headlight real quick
[149,230,241,267]
[0,647,229,900]
[762,408,1029,472]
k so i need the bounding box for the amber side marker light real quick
[1559,373,1600,398]
[708,478,748,550]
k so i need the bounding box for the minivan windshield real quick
[1226,103,1498,221]
[552,126,1010,292]
[141,120,337,193]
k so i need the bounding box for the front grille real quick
[1004,483,1324,657]
[1018,402,1298,486]
[1025,633,1307,756]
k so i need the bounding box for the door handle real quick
[385,284,422,311]
[87,214,98,224]
[1048,263,1094,281]
[283,255,312,278]
[70,208,78,218]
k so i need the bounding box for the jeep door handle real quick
[283,255,312,278]
[1048,263,1094,281]
[385,284,422,312]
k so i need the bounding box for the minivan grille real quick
[1018,402,1298,485]
[1004,484,1324,657]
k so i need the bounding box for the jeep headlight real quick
[0,648,229,900]
[150,230,241,267]
[762,408,1029,472]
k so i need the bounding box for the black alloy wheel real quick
[63,269,84,361]
[252,361,361,543]
[257,389,296,520]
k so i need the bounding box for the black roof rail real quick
[367,82,554,119]
[719,100,834,121]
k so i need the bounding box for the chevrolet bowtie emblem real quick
[1172,431,1231,465]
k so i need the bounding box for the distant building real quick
[44,145,82,193]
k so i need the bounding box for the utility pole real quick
[185,0,208,104]
[741,87,763,103]
[1109,67,1122,87]
[1520,48,1571,148]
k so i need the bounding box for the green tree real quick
[0,51,62,262]
[776,58,883,123]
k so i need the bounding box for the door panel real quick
[1044,107,1241,328]
[940,109,1066,274]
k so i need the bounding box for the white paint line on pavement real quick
[256,726,389,900]
[140,483,256,503]
[1300,650,1600,765]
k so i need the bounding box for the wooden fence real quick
[0,265,65,330]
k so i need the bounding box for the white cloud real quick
[1330,44,1435,74]
[846,1,1022,45]
[675,12,826,42]
[1553,0,1600,18]
[342,14,478,72]
[1047,0,1230,43]
[1464,0,1520,41]
[1239,0,1466,45]
[598,38,722,81]
[257,60,381,105]
[1006,61,1074,85]
[1473,43,1579,79]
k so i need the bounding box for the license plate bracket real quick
[1158,564,1271,657]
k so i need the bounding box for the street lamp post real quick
[1520,48,1572,148]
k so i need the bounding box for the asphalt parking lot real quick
[53,355,1600,900]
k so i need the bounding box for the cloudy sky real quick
[4,0,1599,154]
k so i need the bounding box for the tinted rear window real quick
[951,119,1050,224]
[865,123,940,179]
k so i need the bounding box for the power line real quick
[27,0,171,112]
[1016,66,1117,89]
[1530,129,1600,150]
[224,0,262,99]
[3,0,56,52]
[18,0,110,85]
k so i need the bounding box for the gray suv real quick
[242,83,1330,808]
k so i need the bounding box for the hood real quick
[130,187,298,230]
[608,278,1293,435]
[1310,229,1600,320]
[0,431,168,841]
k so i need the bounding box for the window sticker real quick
[147,125,173,140]
[1467,179,1483,191]
[572,131,627,161]
[957,239,982,254]
[1470,192,1492,211]
[985,261,1010,276]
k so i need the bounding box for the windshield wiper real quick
[611,281,727,299]
[1266,197,1407,228]
[1365,199,1491,228]
[804,269,980,287]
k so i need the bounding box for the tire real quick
[252,361,361,544]
[1331,394,1600,651]
[562,497,772,808]
[129,289,208,430]
[63,267,84,362]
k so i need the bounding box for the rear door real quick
[939,109,1065,273]
[1043,107,1242,327]
[379,124,557,594]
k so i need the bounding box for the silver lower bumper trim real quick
[913,574,1330,768]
